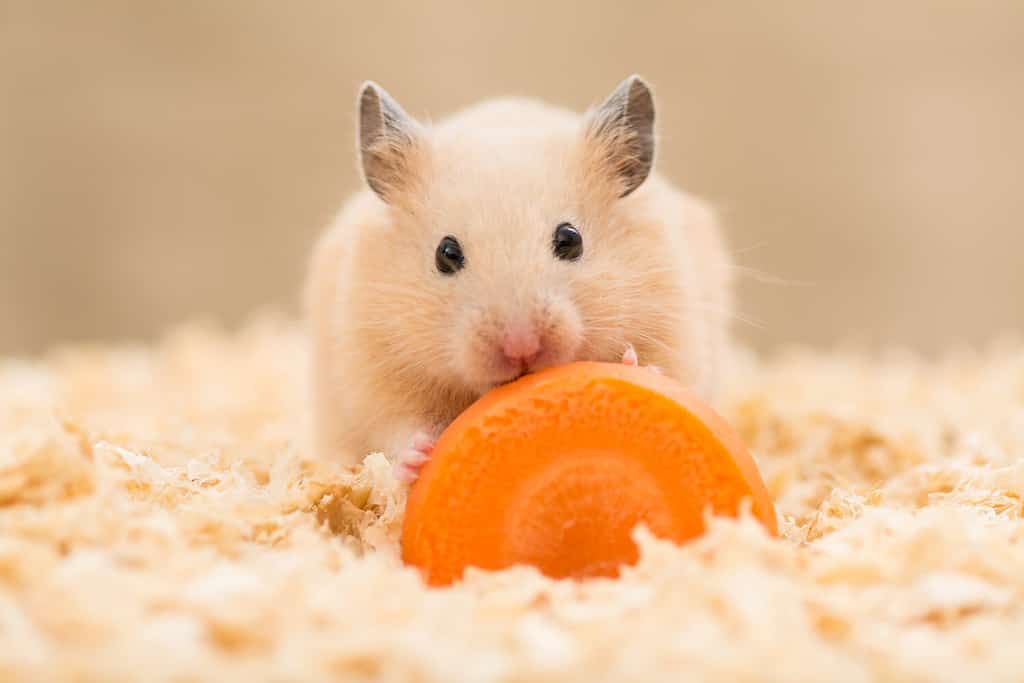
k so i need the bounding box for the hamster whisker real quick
[730,264,813,288]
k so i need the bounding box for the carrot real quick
[401,361,777,586]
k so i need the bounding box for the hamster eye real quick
[552,222,583,261]
[435,235,465,275]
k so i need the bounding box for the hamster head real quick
[353,76,680,397]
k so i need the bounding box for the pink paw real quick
[393,431,435,484]
[621,343,662,374]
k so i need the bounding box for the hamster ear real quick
[358,81,423,203]
[583,75,655,198]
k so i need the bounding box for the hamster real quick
[305,75,733,482]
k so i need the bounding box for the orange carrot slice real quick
[402,361,777,586]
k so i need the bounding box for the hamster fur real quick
[305,75,733,479]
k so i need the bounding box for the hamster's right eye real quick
[435,236,465,275]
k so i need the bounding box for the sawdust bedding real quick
[1,315,1023,682]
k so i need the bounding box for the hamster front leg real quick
[621,343,663,374]
[392,430,437,483]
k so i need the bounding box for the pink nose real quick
[501,327,542,366]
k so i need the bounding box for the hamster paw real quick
[621,343,639,366]
[393,431,435,484]
[621,343,662,374]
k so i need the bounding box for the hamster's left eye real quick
[552,223,583,261]
[435,235,465,275]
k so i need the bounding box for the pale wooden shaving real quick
[1,316,1022,681]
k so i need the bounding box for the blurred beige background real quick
[2,1,1022,356]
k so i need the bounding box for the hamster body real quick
[306,76,733,477]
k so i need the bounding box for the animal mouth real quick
[492,367,529,388]
[486,361,537,391]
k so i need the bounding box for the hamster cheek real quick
[533,295,584,367]
[452,307,507,391]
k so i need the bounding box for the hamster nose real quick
[501,327,542,366]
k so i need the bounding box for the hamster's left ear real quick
[584,75,655,198]
[358,81,424,203]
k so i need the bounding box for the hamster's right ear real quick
[583,75,655,198]
[358,81,424,203]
